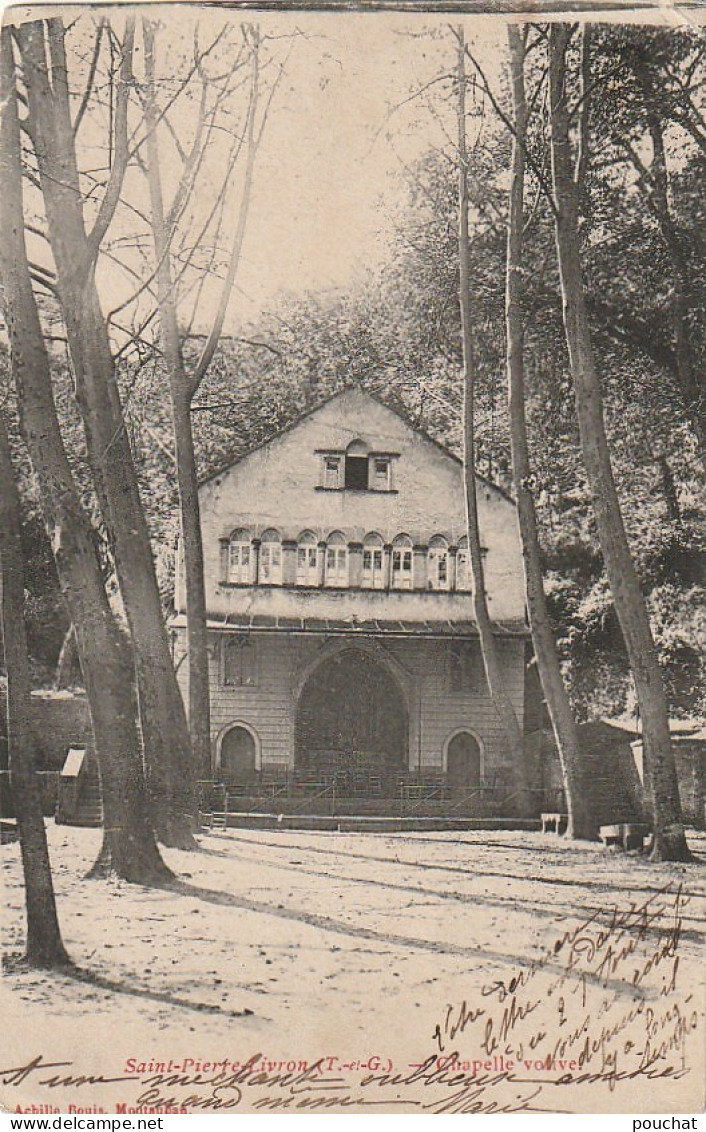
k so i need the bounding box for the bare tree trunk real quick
[548,23,689,862]
[0,414,71,968]
[456,28,533,819]
[505,27,592,838]
[141,21,211,777]
[140,22,263,778]
[1,26,171,884]
[16,19,196,849]
[54,624,77,690]
[172,391,212,776]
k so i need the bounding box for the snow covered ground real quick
[2,824,704,1115]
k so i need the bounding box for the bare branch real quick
[190,28,263,392]
[186,333,283,357]
[126,25,229,163]
[450,27,558,218]
[165,45,247,230]
[162,109,188,165]
[111,90,247,335]
[112,306,160,362]
[28,269,58,296]
[369,71,453,149]
[140,423,176,464]
[85,18,135,260]
[72,21,104,136]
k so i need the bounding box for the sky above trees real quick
[84,10,497,323]
[14,7,703,328]
[195,9,700,321]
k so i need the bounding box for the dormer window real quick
[454,537,486,591]
[344,440,369,490]
[324,456,342,489]
[318,442,396,491]
[373,457,391,490]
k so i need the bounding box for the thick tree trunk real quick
[0,415,71,968]
[142,22,212,778]
[17,19,196,848]
[1,27,171,884]
[456,28,533,819]
[548,24,690,862]
[505,27,592,839]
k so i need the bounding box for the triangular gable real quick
[198,385,514,505]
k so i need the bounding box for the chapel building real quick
[172,387,536,814]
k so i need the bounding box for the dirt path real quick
[2,825,704,1114]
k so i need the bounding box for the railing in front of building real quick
[197,771,564,823]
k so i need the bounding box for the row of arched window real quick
[223,529,473,591]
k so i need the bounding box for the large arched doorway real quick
[446,731,481,791]
[295,648,407,790]
[219,724,257,785]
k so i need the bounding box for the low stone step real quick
[78,805,103,817]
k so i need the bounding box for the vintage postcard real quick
[1,0,704,1119]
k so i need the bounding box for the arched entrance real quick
[446,731,481,791]
[295,648,407,789]
[219,724,258,785]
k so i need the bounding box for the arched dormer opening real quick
[345,439,369,490]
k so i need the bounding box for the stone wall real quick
[631,730,705,828]
[0,688,93,774]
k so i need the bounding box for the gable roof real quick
[198,385,514,504]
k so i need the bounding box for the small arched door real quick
[220,725,257,785]
[447,731,481,791]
